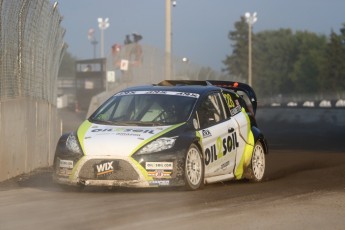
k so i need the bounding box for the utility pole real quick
[98,17,110,58]
[245,12,257,87]
[165,0,172,80]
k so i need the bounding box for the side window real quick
[197,93,227,129]
[236,91,254,116]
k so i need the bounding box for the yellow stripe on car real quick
[129,157,153,181]
[77,120,92,155]
[129,122,186,156]
[128,122,186,181]
[69,156,86,180]
[235,108,254,179]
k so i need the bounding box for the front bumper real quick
[53,152,185,188]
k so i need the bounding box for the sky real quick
[56,0,345,72]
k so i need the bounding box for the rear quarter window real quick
[222,91,243,116]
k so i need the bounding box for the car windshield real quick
[89,91,199,126]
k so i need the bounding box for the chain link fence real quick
[0,0,65,103]
[0,0,65,181]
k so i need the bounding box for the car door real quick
[196,92,239,178]
[221,91,251,174]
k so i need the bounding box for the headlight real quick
[66,133,83,155]
[137,137,176,155]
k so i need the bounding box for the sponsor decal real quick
[221,161,230,169]
[174,92,199,98]
[58,168,73,176]
[59,160,74,169]
[149,180,170,186]
[147,170,172,179]
[116,133,141,137]
[230,105,242,116]
[94,160,115,177]
[204,132,239,166]
[115,91,136,96]
[145,90,168,95]
[91,128,157,134]
[146,162,173,170]
[115,91,199,98]
[202,129,212,138]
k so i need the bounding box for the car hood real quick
[77,120,184,157]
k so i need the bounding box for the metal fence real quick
[0,0,65,103]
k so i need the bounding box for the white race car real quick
[53,80,268,190]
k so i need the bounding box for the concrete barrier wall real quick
[0,99,60,182]
[256,107,345,126]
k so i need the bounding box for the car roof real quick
[120,84,222,96]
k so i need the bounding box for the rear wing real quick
[158,80,258,115]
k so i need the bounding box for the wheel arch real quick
[193,138,204,156]
[251,126,269,154]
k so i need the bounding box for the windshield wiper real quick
[138,121,167,126]
[89,119,167,126]
[90,118,135,125]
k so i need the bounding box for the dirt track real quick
[0,108,344,230]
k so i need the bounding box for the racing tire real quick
[184,144,204,190]
[246,141,266,182]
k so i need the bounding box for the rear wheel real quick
[184,144,204,190]
[246,141,266,182]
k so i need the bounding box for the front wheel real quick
[184,144,204,190]
[246,141,266,182]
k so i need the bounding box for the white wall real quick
[0,99,60,182]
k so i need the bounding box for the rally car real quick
[53,80,268,190]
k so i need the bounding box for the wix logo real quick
[95,161,114,177]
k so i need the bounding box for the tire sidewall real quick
[184,143,204,190]
[250,141,266,182]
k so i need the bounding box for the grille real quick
[79,159,140,180]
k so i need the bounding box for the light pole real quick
[87,28,98,58]
[98,17,110,58]
[165,0,176,80]
[165,0,172,80]
[245,12,257,87]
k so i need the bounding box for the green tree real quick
[223,17,335,98]
[321,28,345,96]
[222,16,248,82]
[253,29,297,96]
[289,31,327,94]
